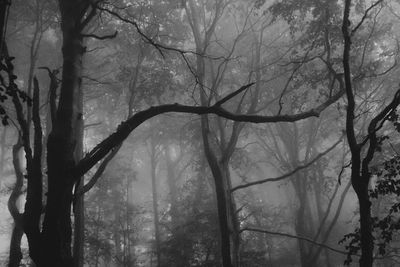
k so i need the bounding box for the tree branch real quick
[75,144,120,196]
[240,227,353,256]
[214,83,254,106]
[32,77,42,164]
[351,0,383,36]
[74,84,344,179]
[81,31,118,40]
[343,0,360,156]
[96,5,228,61]
[231,138,342,192]
[362,89,400,175]
[39,67,59,126]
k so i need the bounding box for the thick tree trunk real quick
[73,88,84,267]
[40,1,85,265]
[353,177,373,267]
[23,79,43,265]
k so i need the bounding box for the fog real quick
[1,0,400,266]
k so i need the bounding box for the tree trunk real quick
[40,1,85,265]
[353,177,373,267]
[201,129,238,267]
[0,126,7,175]
[8,140,24,267]
[293,179,311,267]
[150,139,161,267]
[8,216,23,267]
[165,148,178,228]
[73,86,84,267]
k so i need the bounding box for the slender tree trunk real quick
[342,1,375,265]
[114,208,122,264]
[8,217,23,267]
[294,183,310,267]
[165,149,178,227]
[8,139,24,267]
[150,140,161,267]
[0,126,7,175]
[0,0,10,52]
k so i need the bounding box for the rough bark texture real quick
[40,1,86,265]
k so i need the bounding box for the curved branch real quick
[75,144,120,196]
[74,84,344,179]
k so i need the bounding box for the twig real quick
[351,0,383,36]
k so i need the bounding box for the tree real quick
[1,1,361,265]
[341,1,400,266]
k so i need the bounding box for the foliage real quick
[340,109,400,265]
[0,55,31,126]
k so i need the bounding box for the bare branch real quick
[214,83,254,106]
[231,138,342,192]
[81,31,117,40]
[362,89,400,174]
[96,5,228,61]
[32,77,42,163]
[38,67,59,127]
[240,227,353,256]
[351,0,383,36]
[75,144,120,196]
[74,83,344,179]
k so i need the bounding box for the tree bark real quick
[8,139,24,267]
[73,84,84,267]
[40,1,86,265]
[342,1,374,266]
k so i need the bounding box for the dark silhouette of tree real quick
[5,1,398,266]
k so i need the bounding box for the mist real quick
[0,0,400,266]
